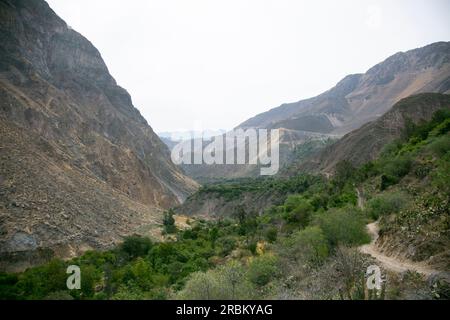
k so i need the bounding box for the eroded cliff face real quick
[0,0,197,271]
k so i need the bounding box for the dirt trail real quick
[355,188,437,276]
[359,222,438,276]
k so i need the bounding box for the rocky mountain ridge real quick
[0,0,197,271]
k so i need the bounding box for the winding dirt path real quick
[355,188,437,276]
[359,222,438,276]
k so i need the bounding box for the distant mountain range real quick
[176,42,450,181]
[238,42,450,135]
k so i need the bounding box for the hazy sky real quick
[46,0,450,133]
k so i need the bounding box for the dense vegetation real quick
[1,110,449,300]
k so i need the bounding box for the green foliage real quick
[265,227,278,243]
[247,255,278,287]
[431,154,450,194]
[119,236,153,259]
[217,236,237,257]
[194,175,322,201]
[14,259,68,299]
[314,207,370,247]
[333,160,356,187]
[284,226,329,266]
[383,155,413,180]
[366,191,410,220]
[427,134,450,157]
[163,210,177,234]
[0,273,20,300]
[282,195,314,227]
[177,261,253,300]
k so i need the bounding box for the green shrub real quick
[314,207,370,247]
[178,261,253,299]
[217,237,237,257]
[383,155,413,179]
[119,236,153,259]
[247,255,278,287]
[283,226,329,266]
[380,174,398,191]
[283,195,314,227]
[427,135,450,157]
[366,192,410,220]
[265,227,278,243]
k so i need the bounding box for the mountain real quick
[297,93,450,174]
[238,42,450,135]
[177,42,450,181]
[178,93,450,222]
[0,0,197,271]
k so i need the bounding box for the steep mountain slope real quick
[238,42,450,135]
[300,93,450,174]
[0,0,197,271]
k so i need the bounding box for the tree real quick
[163,209,177,234]
[119,236,153,259]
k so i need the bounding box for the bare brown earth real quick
[355,188,438,276]
[360,222,439,276]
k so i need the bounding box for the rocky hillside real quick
[299,93,450,174]
[238,42,450,135]
[0,0,197,271]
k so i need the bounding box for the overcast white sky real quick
[46,0,450,133]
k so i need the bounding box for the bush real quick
[119,236,153,259]
[427,135,450,157]
[283,195,314,227]
[217,237,237,257]
[383,155,413,179]
[178,261,253,300]
[265,227,278,243]
[285,226,329,266]
[314,207,370,247]
[247,255,278,287]
[380,174,398,191]
[366,192,410,220]
[176,270,221,300]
